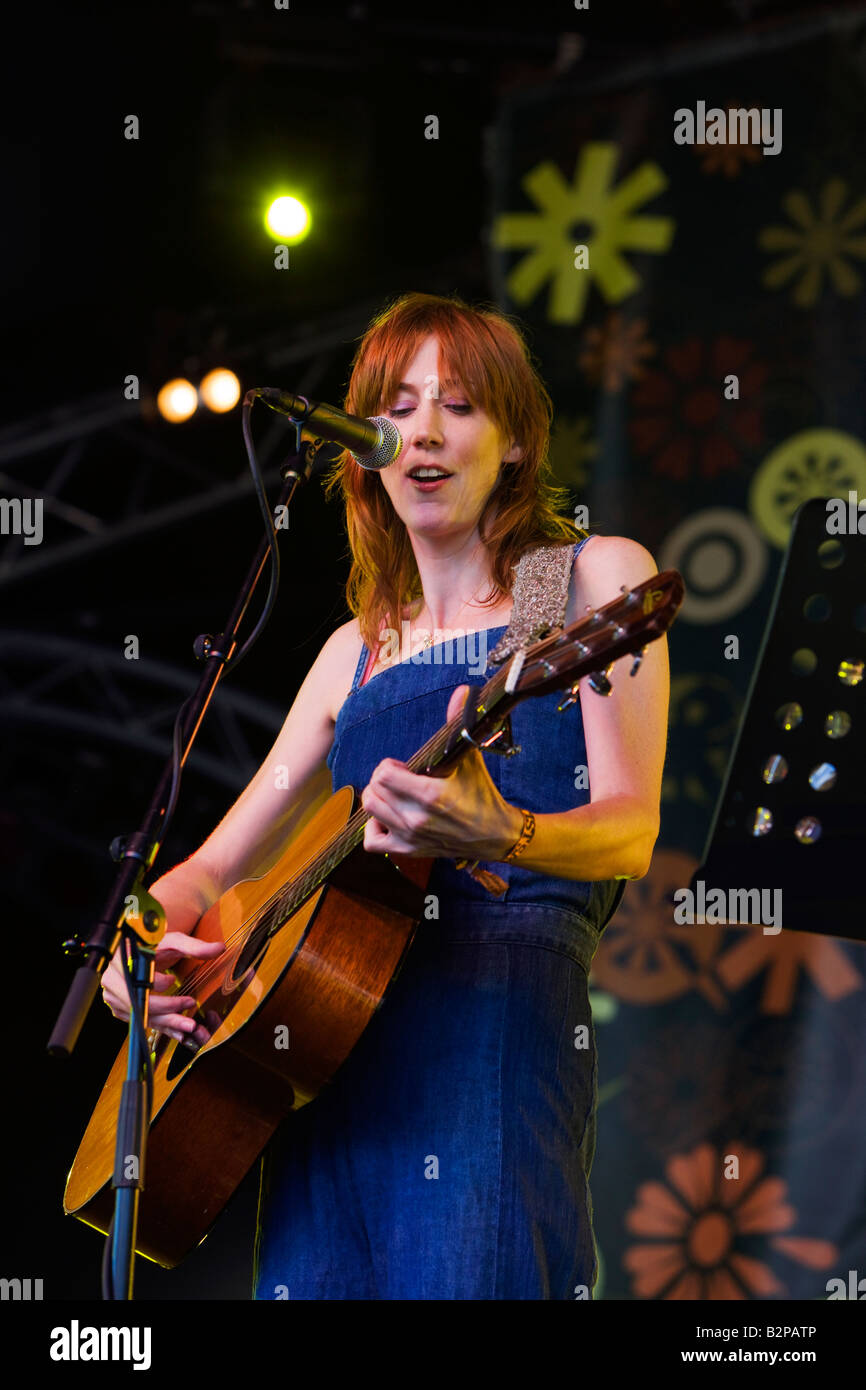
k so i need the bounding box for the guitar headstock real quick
[502,568,684,701]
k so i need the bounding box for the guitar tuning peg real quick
[588,664,613,696]
[629,645,647,677]
[556,681,581,712]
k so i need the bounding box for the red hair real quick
[322,291,587,651]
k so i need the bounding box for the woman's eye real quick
[388,403,471,416]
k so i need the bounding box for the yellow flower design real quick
[493,143,675,325]
[749,427,866,548]
[758,179,866,307]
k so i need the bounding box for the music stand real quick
[690,495,866,943]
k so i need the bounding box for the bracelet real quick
[502,808,536,862]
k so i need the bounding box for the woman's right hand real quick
[102,931,224,1045]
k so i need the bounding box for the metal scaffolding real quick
[0,299,381,589]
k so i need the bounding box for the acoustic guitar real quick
[64,568,683,1266]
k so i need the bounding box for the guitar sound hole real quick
[164,1026,204,1081]
[232,921,270,983]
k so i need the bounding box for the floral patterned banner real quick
[490,20,866,1299]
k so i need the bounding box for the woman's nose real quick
[410,404,443,446]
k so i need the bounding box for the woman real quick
[102,291,669,1299]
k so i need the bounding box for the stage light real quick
[265,195,311,243]
[200,368,241,413]
[157,378,198,423]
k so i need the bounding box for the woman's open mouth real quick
[407,467,452,491]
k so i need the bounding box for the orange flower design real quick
[696,138,762,179]
[624,1142,837,1299]
[716,927,862,1015]
[591,845,864,1014]
[578,312,656,393]
[591,848,728,1008]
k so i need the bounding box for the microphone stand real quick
[48,412,325,1299]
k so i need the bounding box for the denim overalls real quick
[252,534,626,1299]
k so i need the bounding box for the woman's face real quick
[374,334,521,540]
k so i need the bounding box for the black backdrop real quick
[2,0,864,1306]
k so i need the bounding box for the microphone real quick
[253,388,403,470]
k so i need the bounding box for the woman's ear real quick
[503,438,523,465]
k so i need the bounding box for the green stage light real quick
[265,195,311,243]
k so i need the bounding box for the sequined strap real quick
[487,540,580,666]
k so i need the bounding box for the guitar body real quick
[63,784,433,1268]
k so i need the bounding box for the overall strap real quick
[487,534,592,668]
[349,637,373,694]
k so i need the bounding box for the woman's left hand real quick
[361,685,523,861]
